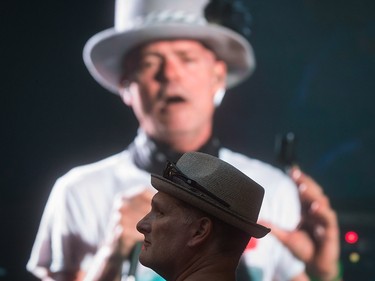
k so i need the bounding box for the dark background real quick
[1,0,374,280]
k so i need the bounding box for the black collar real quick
[129,130,220,174]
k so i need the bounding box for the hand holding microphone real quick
[83,188,154,281]
[106,188,154,260]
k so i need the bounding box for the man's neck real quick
[155,127,213,153]
[172,256,237,281]
[161,134,210,153]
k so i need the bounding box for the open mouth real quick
[165,96,185,104]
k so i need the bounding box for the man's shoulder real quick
[219,148,300,227]
[219,147,282,175]
[54,148,141,190]
[218,147,294,189]
[67,150,130,175]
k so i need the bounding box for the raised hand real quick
[262,167,341,281]
[104,189,154,259]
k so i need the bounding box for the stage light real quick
[345,231,359,244]
[349,252,360,263]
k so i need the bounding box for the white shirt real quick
[27,146,304,281]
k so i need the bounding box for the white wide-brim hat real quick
[152,152,270,238]
[83,0,256,94]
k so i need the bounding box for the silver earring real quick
[214,88,226,107]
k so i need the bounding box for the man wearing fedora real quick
[27,0,341,281]
[136,152,270,281]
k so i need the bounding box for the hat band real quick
[116,10,207,31]
[163,161,230,208]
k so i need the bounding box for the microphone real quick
[125,242,143,281]
[275,132,297,172]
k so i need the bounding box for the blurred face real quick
[121,40,226,145]
[136,192,198,279]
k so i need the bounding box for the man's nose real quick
[155,58,181,82]
[136,213,151,234]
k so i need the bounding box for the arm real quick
[43,271,86,281]
[36,190,153,281]
[291,167,341,281]
[268,167,341,281]
[82,189,153,281]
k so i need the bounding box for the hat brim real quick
[83,23,256,94]
[151,174,270,238]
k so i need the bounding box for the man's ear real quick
[118,81,135,106]
[187,217,213,247]
[212,61,227,107]
[213,60,227,89]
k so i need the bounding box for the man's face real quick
[136,192,199,278]
[121,40,226,144]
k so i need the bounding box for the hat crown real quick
[176,152,264,223]
[115,0,210,31]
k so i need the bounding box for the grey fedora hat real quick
[83,0,256,94]
[151,152,270,238]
